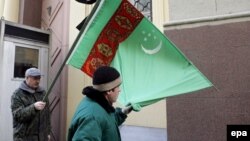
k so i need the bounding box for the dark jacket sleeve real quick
[114,108,127,126]
[11,94,37,123]
[43,96,52,135]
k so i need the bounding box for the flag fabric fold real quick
[67,0,213,111]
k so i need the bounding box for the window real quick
[14,46,39,78]
[129,0,152,21]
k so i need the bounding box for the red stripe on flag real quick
[81,0,144,77]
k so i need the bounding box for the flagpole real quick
[42,0,101,101]
[42,41,75,101]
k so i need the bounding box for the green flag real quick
[67,0,213,111]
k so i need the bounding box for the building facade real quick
[165,0,250,141]
[3,0,249,141]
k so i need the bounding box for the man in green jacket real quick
[11,68,51,141]
[68,66,132,141]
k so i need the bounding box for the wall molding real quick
[164,11,250,30]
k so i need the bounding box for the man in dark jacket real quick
[11,68,51,141]
[68,66,132,141]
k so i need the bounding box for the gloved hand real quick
[122,105,133,114]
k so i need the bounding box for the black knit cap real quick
[93,66,121,92]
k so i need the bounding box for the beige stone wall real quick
[67,1,93,131]
[67,0,169,130]
[0,0,19,22]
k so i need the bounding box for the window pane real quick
[14,47,39,78]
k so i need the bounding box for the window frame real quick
[14,45,40,79]
[129,0,153,21]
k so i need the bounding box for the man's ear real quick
[106,90,113,95]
